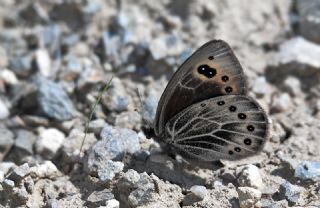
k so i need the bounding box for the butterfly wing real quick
[154,40,247,136]
[164,95,269,161]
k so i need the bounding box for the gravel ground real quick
[0,0,320,207]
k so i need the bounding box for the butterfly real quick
[152,40,269,161]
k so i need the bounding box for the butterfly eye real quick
[208,56,214,60]
[197,64,217,78]
[225,86,233,93]
[217,101,225,105]
[221,76,229,82]
[244,138,252,145]
[247,125,255,132]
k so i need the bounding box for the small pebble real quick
[7,163,30,183]
[86,124,140,173]
[252,76,269,97]
[190,185,207,200]
[35,128,65,159]
[279,181,304,206]
[14,129,37,154]
[237,187,262,208]
[0,98,10,119]
[0,128,14,160]
[271,93,293,113]
[88,118,106,135]
[29,161,59,178]
[87,189,114,206]
[105,199,120,208]
[237,165,263,190]
[97,160,124,182]
[294,160,320,180]
[34,49,51,77]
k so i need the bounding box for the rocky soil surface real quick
[0,0,320,207]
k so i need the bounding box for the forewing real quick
[165,95,269,161]
[154,40,247,136]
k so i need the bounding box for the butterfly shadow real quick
[127,150,224,188]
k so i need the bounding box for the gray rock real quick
[134,150,150,162]
[142,91,158,124]
[34,75,76,120]
[296,0,320,44]
[9,54,32,78]
[101,77,130,112]
[115,111,141,130]
[87,189,114,207]
[0,97,10,119]
[7,163,30,183]
[182,185,207,206]
[46,199,61,208]
[88,118,106,135]
[279,181,304,205]
[2,179,15,190]
[86,124,140,173]
[35,128,65,159]
[62,129,97,161]
[14,129,37,154]
[294,160,320,180]
[118,169,141,189]
[15,186,29,203]
[0,46,8,67]
[128,172,155,207]
[97,160,124,182]
[0,128,14,160]
[49,2,85,31]
[237,165,263,190]
[29,161,59,178]
[19,2,49,25]
[237,187,262,208]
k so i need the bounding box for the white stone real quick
[271,37,320,68]
[271,93,293,113]
[105,199,120,208]
[0,98,9,119]
[237,165,263,190]
[30,161,59,178]
[35,49,51,77]
[0,171,4,182]
[190,185,207,200]
[237,187,262,208]
[252,76,269,96]
[0,162,16,175]
[35,128,65,159]
[0,69,18,85]
[283,76,302,96]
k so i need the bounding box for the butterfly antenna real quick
[79,74,114,156]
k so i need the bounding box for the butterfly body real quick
[153,40,269,161]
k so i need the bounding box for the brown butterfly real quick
[153,40,269,161]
